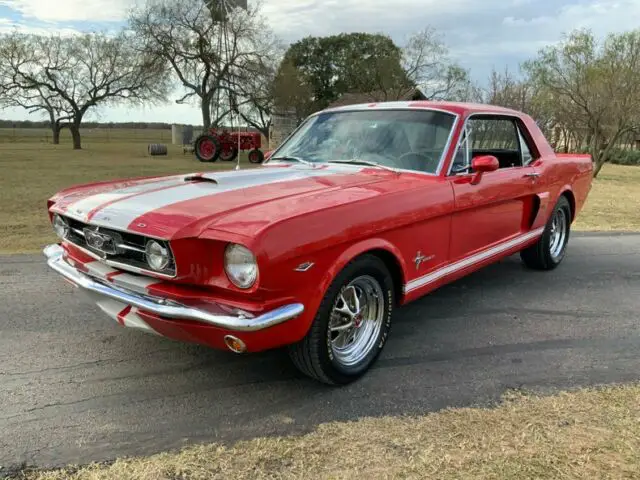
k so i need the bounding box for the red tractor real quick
[193,128,265,164]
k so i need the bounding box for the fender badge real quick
[136,223,147,228]
[414,251,435,270]
[294,262,314,272]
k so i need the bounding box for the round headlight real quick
[224,243,257,289]
[52,214,69,239]
[145,240,170,271]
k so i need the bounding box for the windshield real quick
[271,109,457,174]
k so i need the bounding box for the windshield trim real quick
[265,107,460,177]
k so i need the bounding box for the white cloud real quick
[0,0,135,22]
[0,20,80,35]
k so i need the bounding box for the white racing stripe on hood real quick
[86,164,362,231]
[64,175,187,221]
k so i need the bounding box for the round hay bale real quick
[148,143,168,156]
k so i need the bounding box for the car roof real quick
[320,100,523,117]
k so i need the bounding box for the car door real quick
[448,115,538,261]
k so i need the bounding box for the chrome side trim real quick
[404,228,545,293]
[44,244,305,332]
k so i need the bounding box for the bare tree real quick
[481,67,557,139]
[524,29,640,177]
[129,0,277,130]
[0,82,73,144]
[233,37,284,138]
[0,31,169,149]
[402,27,473,101]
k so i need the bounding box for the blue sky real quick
[1,0,639,124]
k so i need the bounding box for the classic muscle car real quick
[44,101,593,385]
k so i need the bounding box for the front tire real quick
[288,254,394,385]
[521,196,571,270]
[194,134,221,162]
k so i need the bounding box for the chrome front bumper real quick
[43,244,304,332]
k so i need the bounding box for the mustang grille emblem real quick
[84,228,118,255]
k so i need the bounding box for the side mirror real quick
[264,150,273,160]
[470,155,499,185]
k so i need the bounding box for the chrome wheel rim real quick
[549,208,567,260]
[329,275,385,367]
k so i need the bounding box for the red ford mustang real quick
[44,101,593,385]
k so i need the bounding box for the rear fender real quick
[531,183,574,230]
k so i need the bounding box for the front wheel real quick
[194,135,221,162]
[521,196,571,270]
[288,255,394,385]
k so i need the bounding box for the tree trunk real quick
[51,124,61,145]
[592,155,606,178]
[70,123,82,150]
[201,98,212,130]
[47,108,61,145]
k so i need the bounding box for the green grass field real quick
[0,129,256,253]
[0,128,638,254]
[0,127,175,144]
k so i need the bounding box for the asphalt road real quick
[1,232,639,471]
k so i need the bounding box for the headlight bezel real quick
[52,214,69,239]
[145,239,171,272]
[224,243,258,289]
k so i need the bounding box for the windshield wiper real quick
[270,156,316,167]
[328,159,399,173]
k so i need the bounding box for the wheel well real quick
[367,249,405,306]
[561,190,576,222]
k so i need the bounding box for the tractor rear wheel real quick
[194,134,221,162]
[219,145,238,162]
[248,148,264,164]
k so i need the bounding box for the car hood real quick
[50,163,388,239]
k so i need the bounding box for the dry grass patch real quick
[19,384,640,480]
[573,164,640,231]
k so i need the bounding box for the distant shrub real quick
[607,149,640,166]
[556,147,640,166]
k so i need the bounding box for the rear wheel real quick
[521,196,571,270]
[219,145,238,161]
[194,135,221,162]
[248,148,264,164]
[288,254,394,385]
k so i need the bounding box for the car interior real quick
[450,115,535,173]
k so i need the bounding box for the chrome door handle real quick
[524,172,541,178]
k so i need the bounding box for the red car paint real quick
[47,102,593,354]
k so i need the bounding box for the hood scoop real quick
[184,174,218,184]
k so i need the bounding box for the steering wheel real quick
[396,151,437,172]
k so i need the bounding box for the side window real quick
[469,118,519,151]
[449,116,535,175]
[469,117,522,169]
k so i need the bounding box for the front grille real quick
[61,215,176,277]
